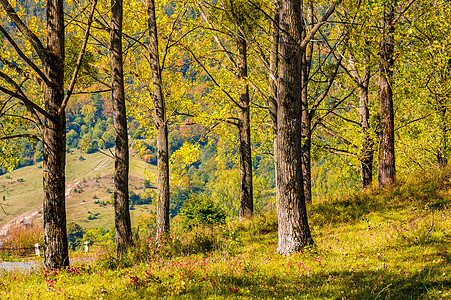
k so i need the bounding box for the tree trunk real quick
[237,36,253,219]
[358,70,374,189]
[268,6,279,130]
[147,0,170,238]
[268,5,279,205]
[437,98,448,167]
[300,3,313,204]
[111,0,133,257]
[43,0,69,269]
[378,7,396,188]
[276,0,313,255]
[300,115,312,204]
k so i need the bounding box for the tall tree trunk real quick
[378,7,396,188]
[267,1,280,211]
[437,98,448,167]
[111,0,133,256]
[268,5,279,206]
[300,2,313,204]
[276,0,313,255]
[147,0,170,238]
[268,7,279,130]
[43,0,68,268]
[359,70,374,189]
[237,36,253,219]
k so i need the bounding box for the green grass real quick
[0,168,450,299]
[0,150,156,230]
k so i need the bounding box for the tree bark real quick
[378,7,396,188]
[111,0,133,256]
[236,36,253,219]
[43,0,68,268]
[300,2,313,204]
[358,68,374,189]
[437,98,448,167]
[268,6,279,130]
[147,0,170,238]
[266,4,280,213]
[276,0,313,255]
[268,5,279,206]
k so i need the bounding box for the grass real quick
[0,150,156,230]
[0,168,450,299]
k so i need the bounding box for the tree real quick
[146,0,170,239]
[395,0,451,172]
[196,0,263,219]
[299,1,343,202]
[236,16,253,219]
[110,0,133,256]
[333,2,378,190]
[275,0,339,254]
[300,2,314,204]
[276,0,309,254]
[0,0,96,267]
[377,3,396,188]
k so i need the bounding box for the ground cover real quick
[0,168,450,299]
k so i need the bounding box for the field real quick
[0,150,156,231]
[0,167,450,299]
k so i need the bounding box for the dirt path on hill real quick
[65,158,109,198]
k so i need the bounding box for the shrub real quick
[143,178,152,188]
[67,222,85,250]
[133,214,156,240]
[83,227,115,247]
[0,222,43,257]
[180,195,226,229]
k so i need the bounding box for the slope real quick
[0,149,156,231]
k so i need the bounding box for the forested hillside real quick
[1,0,450,271]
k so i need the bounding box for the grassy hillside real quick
[0,167,450,299]
[0,150,156,230]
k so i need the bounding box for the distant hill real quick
[0,150,157,232]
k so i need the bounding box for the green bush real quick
[180,195,226,229]
[83,227,115,247]
[67,222,85,250]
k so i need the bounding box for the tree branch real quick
[0,57,43,86]
[182,44,241,108]
[0,71,51,123]
[198,3,237,69]
[312,87,355,132]
[0,0,47,61]
[299,1,342,50]
[60,0,98,115]
[0,133,41,141]
[310,56,343,119]
[0,25,53,89]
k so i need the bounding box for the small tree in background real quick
[180,195,226,229]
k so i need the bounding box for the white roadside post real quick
[84,241,89,253]
[35,243,40,256]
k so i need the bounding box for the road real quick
[0,261,42,272]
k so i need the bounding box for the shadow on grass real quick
[125,258,450,299]
[310,181,451,228]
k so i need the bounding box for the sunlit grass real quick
[1,168,450,299]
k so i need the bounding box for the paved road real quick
[0,261,42,272]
